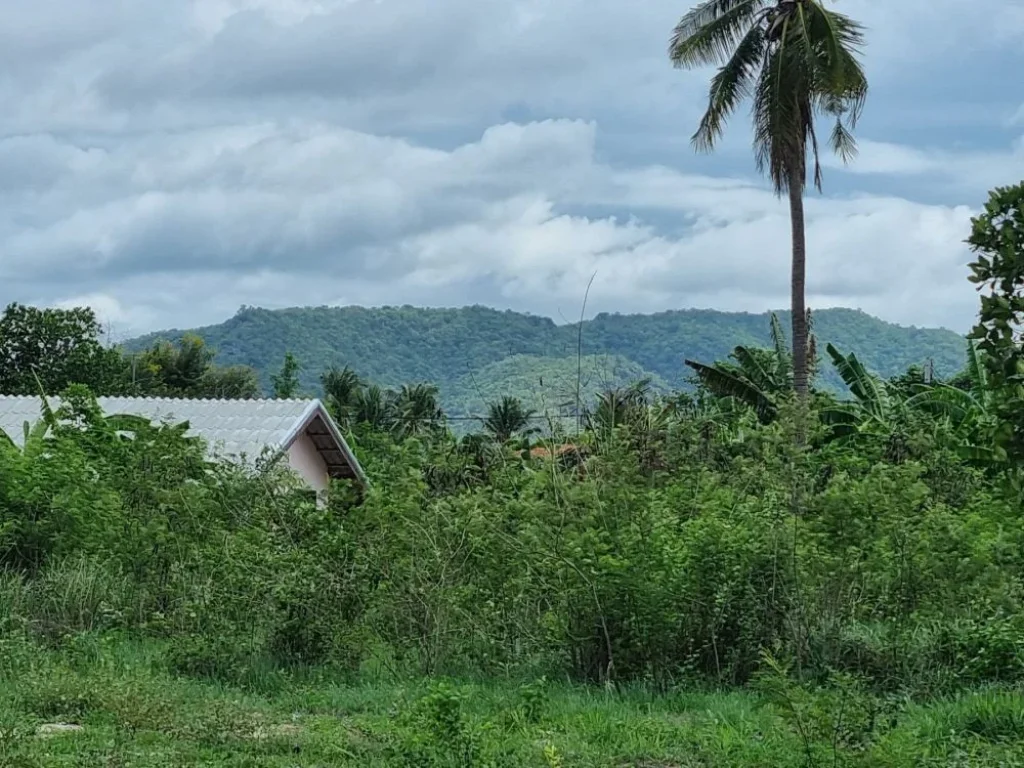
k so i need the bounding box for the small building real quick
[0,395,367,497]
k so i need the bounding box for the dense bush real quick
[2,377,1023,697]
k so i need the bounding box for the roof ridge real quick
[0,394,318,404]
[94,395,319,404]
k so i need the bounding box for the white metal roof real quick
[0,395,367,486]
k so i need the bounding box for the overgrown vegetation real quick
[2,184,1024,763]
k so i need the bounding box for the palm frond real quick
[752,29,809,191]
[800,3,868,104]
[685,358,776,421]
[671,0,766,55]
[801,3,868,169]
[692,23,768,152]
[671,0,764,68]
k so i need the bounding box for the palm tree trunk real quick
[788,168,810,450]
[788,173,809,402]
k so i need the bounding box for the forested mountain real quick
[126,304,966,414]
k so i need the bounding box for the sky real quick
[1,0,1022,339]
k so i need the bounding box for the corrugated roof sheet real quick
[0,395,317,461]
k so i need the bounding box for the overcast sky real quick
[1,0,1022,338]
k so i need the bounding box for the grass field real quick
[0,633,1022,767]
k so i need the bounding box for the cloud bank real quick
[1,0,1021,338]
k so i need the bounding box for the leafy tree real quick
[271,351,302,399]
[131,334,259,399]
[322,366,446,438]
[321,367,397,432]
[966,180,1024,467]
[668,0,869,402]
[194,365,261,399]
[482,396,537,443]
[132,334,212,395]
[0,303,130,395]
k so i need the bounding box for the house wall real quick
[286,432,330,495]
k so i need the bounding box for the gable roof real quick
[0,395,367,488]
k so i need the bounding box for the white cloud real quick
[820,136,1024,191]
[0,0,1020,340]
[2,118,978,339]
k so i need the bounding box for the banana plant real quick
[0,374,60,458]
[821,343,896,437]
[905,343,992,427]
[0,417,50,459]
[684,312,809,423]
[821,343,954,463]
[903,342,1000,464]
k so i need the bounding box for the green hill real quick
[125,304,967,413]
[450,354,670,420]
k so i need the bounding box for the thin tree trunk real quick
[788,175,809,401]
[788,170,809,449]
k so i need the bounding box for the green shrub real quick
[1,383,1024,693]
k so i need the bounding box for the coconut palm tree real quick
[391,383,446,439]
[669,1,868,404]
[482,396,537,444]
[586,379,654,435]
[321,365,364,426]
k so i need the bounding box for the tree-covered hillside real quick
[449,354,671,423]
[126,304,966,412]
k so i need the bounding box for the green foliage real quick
[685,311,799,423]
[123,305,967,408]
[322,366,446,437]
[129,334,260,399]
[270,351,302,399]
[2,638,1024,765]
[967,180,1024,468]
[12,373,1024,694]
[8,179,1024,764]
[482,396,537,444]
[0,303,129,396]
